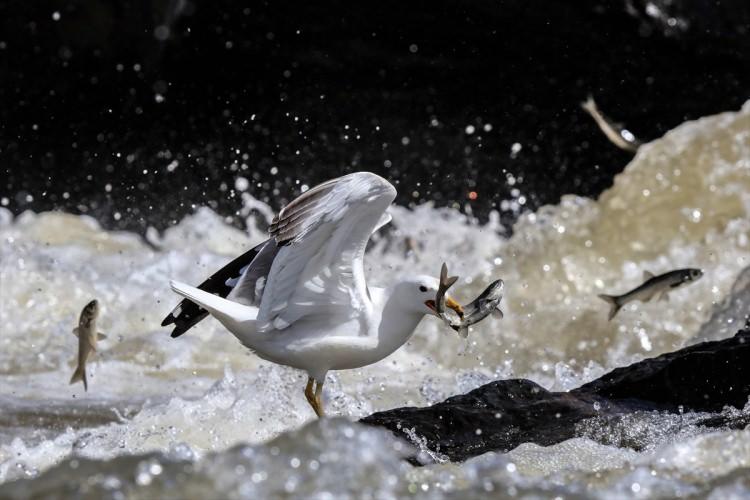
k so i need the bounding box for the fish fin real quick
[648,290,662,302]
[457,326,469,338]
[493,307,504,319]
[97,332,107,340]
[597,294,621,321]
[660,292,670,302]
[72,327,79,337]
[70,366,88,391]
[643,270,655,280]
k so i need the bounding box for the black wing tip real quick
[163,314,191,338]
[166,310,210,338]
[170,328,187,338]
[168,318,192,338]
[161,311,188,337]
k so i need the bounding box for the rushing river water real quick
[1,103,749,498]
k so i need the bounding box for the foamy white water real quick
[1,103,749,497]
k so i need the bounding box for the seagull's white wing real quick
[257,172,396,332]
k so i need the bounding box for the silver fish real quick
[581,96,642,152]
[598,268,703,321]
[433,263,463,326]
[452,279,504,338]
[69,299,107,391]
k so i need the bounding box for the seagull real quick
[162,172,464,417]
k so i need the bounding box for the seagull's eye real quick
[419,285,428,293]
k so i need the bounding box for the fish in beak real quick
[425,295,464,318]
[429,262,505,338]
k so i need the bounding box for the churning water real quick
[1,103,749,498]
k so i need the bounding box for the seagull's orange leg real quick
[313,379,325,418]
[303,376,325,417]
[304,377,316,414]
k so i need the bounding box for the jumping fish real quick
[70,299,107,391]
[451,279,504,338]
[598,268,703,321]
[581,95,642,152]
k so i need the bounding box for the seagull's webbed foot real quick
[304,377,325,418]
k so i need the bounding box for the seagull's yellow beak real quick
[424,297,464,318]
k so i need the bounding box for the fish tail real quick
[581,95,596,113]
[597,294,621,321]
[70,366,88,391]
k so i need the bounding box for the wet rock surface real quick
[362,326,750,462]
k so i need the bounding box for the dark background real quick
[2,0,749,233]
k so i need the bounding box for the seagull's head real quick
[393,276,464,318]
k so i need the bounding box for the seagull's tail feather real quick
[170,281,258,328]
[162,240,269,338]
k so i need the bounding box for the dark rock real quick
[361,326,750,462]
[574,328,750,413]
[362,379,619,462]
